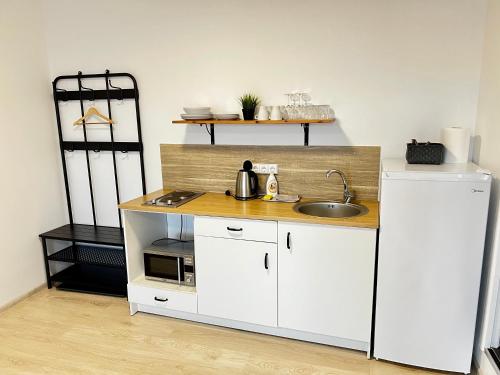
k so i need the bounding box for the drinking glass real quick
[288,106,299,120]
[317,105,333,119]
[327,107,335,119]
[301,93,312,107]
[280,105,288,120]
[301,105,308,119]
[306,105,317,120]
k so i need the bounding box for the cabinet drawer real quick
[128,283,197,313]
[195,216,277,243]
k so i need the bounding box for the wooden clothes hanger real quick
[73,106,114,125]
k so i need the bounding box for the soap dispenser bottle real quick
[266,173,278,197]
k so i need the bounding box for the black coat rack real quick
[39,70,146,297]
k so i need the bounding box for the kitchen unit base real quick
[122,210,376,357]
[129,303,370,353]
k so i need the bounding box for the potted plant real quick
[239,93,260,120]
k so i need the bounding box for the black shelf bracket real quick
[198,122,311,146]
[302,123,310,146]
[210,124,215,144]
[200,123,215,145]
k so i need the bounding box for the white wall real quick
[0,0,66,308]
[42,0,487,197]
[4,0,497,368]
[473,0,500,373]
[0,0,495,351]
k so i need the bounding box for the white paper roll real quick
[441,127,470,163]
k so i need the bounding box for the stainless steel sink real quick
[293,201,368,218]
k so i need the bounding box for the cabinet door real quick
[195,235,277,327]
[278,222,376,342]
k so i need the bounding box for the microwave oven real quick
[143,239,195,286]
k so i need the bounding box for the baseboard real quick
[0,283,45,313]
[136,303,369,353]
[476,350,500,375]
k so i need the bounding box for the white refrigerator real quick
[374,159,492,373]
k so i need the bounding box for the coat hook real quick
[105,69,123,101]
[81,83,95,102]
[56,88,68,102]
[108,79,123,101]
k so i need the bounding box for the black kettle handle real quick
[249,170,258,193]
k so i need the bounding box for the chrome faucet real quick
[326,169,353,203]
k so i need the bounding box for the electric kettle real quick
[235,160,259,200]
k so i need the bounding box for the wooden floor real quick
[0,289,454,375]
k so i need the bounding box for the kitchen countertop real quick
[119,190,379,229]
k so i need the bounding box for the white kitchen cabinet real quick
[278,222,376,342]
[195,235,277,327]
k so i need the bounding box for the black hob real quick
[144,191,204,208]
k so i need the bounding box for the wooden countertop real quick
[119,190,379,229]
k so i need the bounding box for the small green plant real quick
[238,93,260,110]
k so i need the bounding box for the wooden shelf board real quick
[172,119,335,125]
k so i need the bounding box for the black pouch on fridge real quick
[405,139,444,165]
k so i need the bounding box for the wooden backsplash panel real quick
[161,145,380,201]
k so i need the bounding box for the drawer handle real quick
[227,226,243,232]
[264,253,269,269]
[287,232,291,250]
[154,296,168,302]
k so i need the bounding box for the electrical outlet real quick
[253,163,279,174]
[252,163,261,173]
[252,163,279,174]
[268,164,279,174]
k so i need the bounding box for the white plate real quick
[214,114,240,120]
[181,114,214,120]
[183,107,211,115]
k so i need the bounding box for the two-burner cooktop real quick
[143,190,204,208]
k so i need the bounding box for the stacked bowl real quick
[181,107,213,120]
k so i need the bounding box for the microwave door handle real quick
[177,257,181,285]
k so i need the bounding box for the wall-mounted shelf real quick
[172,118,335,146]
[173,119,334,125]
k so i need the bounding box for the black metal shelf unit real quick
[39,70,146,297]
